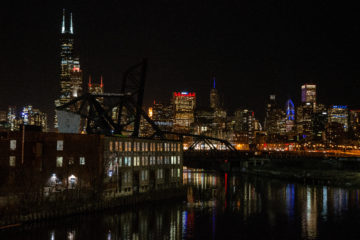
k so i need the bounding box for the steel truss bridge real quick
[56,59,238,154]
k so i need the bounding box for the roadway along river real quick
[2,168,360,239]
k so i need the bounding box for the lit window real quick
[79,157,85,165]
[9,156,16,167]
[134,157,140,166]
[142,170,148,181]
[109,141,113,152]
[157,169,163,179]
[57,140,64,151]
[10,140,16,150]
[68,157,74,165]
[56,156,63,167]
[115,141,119,151]
[124,156,132,166]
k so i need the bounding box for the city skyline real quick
[1,2,360,125]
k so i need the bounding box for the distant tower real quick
[264,95,286,136]
[301,84,316,104]
[285,99,295,132]
[54,9,83,128]
[172,91,196,132]
[210,74,220,109]
[7,106,17,131]
[88,75,104,104]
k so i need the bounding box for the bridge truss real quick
[56,59,237,152]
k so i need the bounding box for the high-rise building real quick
[264,95,286,139]
[0,110,8,129]
[151,101,174,132]
[296,103,315,139]
[88,75,104,95]
[54,9,83,128]
[7,106,17,131]
[312,104,328,141]
[172,92,196,132]
[328,105,349,132]
[285,99,295,132]
[210,75,220,109]
[20,105,48,131]
[0,111,7,122]
[297,84,317,139]
[301,84,316,103]
[88,75,104,103]
[349,110,360,140]
[234,109,256,143]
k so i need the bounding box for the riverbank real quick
[0,187,186,230]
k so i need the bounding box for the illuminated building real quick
[264,95,286,141]
[301,84,316,103]
[88,75,104,103]
[151,101,174,132]
[7,106,18,131]
[285,99,295,133]
[0,111,6,122]
[297,84,318,139]
[172,92,196,132]
[54,9,83,128]
[193,79,231,142]
[296,103,315,139]
[328,105,349,132]
[234,109,256,143]
[20,105,48,131]
[312,104,328,141]
[210,75,220,109]
[140,101,173,136]
[0,110,8,129]
[349,110,360,140]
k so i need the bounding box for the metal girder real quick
[56,59,162,136]
[161,131,237,152]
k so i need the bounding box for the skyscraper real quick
[210,75,220,109]
[328,105,349,132]
[21,105,48,131]
[297,84,317,139]
[88,75,104,103]
[264,95,286,139]
[301,84,316,103]
[285,99,295,132]
[349,110,360,140]
[172,92,196,132]
[54,9,83,128]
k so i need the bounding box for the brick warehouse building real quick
[0,129,183,197]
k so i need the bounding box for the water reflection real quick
[2,169,360,239]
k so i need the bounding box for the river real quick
[2,168,360,239]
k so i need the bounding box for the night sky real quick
[1,1,360,126]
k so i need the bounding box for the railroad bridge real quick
[56,59,239,160]
[56,59,360,171]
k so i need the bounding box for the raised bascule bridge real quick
[55,59,240,165]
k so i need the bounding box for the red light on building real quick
[173,92,196,97]
[73,67,80,72]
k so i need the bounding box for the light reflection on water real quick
[2,169,360,239]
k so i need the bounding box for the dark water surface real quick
[2,169,360,239]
